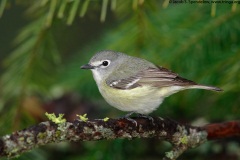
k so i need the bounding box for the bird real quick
[81,50,222,115]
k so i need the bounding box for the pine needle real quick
[67,0,81,25]
[232,2,237,12]
[46,0,57,27]
[162,0,169,9]
[0,0,7,17]
[211,3,217,17]
[132,0,138,10]
[100,0,109,22]
[58,0,68,19]
[79,0,90,17]
[111,0,117,11]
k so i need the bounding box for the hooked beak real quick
[80,64,95,69]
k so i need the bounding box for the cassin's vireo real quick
[81,50,222,114]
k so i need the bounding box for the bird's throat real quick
[91,70,103,86]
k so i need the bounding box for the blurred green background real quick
[0,0,240,159]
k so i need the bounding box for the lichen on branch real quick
[0,116,239,160]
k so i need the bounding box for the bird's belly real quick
[98,84,164,114]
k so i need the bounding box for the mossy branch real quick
[0,116,239,159]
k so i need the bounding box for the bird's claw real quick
[120,112,138,126]
[135,113,155,125]
[125,117,138,126]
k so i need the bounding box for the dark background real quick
[0,1,239,159]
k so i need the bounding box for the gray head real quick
[81,50,128,79]
[81,50,157,83]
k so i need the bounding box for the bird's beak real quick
[80,64,95,69]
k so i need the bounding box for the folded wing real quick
[106,67,198,90]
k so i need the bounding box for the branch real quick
[0,117,239,160]
[203,121,240,140]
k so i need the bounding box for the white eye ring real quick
[101,60,111,67]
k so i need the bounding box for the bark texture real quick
[0,117,239,160]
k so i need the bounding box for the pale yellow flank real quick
[97,81,184,114]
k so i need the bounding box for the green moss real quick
[103,117,109,122]
[45,112,66,124]
[26,137,33,144]
[77,114,88,122]
[37,132,47,139]
[18,137,24,141]
[55,130,61,137]
[179,135,188,144]
[165,151,174,159]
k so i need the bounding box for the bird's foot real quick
[135,113,155,124]
[120,112,155,126]
[120,112,137,126]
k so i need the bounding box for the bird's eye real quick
[102,60,109,66]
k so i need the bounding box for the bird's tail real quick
[189,85,223,92]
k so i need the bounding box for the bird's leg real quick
[123,111,135,118]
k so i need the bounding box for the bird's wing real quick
[106,66,197,90]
